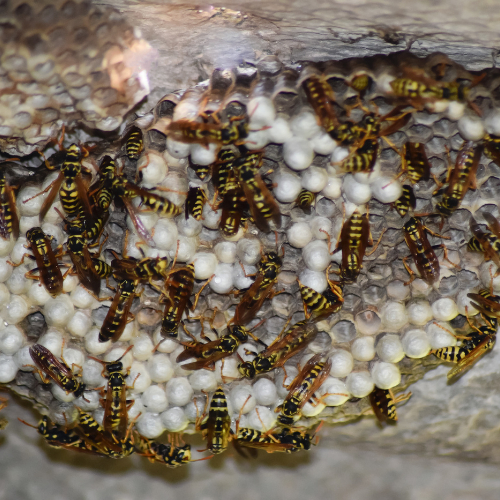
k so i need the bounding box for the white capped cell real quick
[126,210,158,235]
[92,409,105,428]
[301,166,328,193]
[283,137,314,171]
[214,241,237,264]
[209,263,234,294]
[67,310,93,338]
[406,300,434,326]
[321,176,342,200]
[245,129,269,150]
[191,143,218,166]
[311,217,332,240]
[0,283,10,306]
[248,96,276,127]
[2,295,29,324]
[485,109,500,136]
[201,203,221,229]
[342,175,372,205]
[28,282,51,306]
[298,269,327,294]
[310,132,337,155]
[166,377,194,407]
[402,329,431,358]
[371,361,401,390]
[14,346,34,371]
[273,171,302,203]
[161,407,188,433]
[41,223,64,247]
[75,390,100,411]
[62,348,84,372]
[184,399,205,423]
[287,222,313,249]
[19,216,39,236]
[132,333,154,361]
[62,273,79,294]
[6,266,31,295]
[0,354,17,383]
[189,369,218,392]
[136,412,165,439]
[147,354,174,383]
[351,336,375,361]
[44,295,74,327]
[432,298,459,321]
[51,384,75,403]
[247,406,276,431]
[82,358,106,387]
[230,385,256,415]
[345,371,374,398]
[85,328,110,356]
[127,361,152,394]
[456,289,479,317]
[0,258,13,283]
[236,238,262,265]
[267,117,292,144]
[275,366,299,398]
[290,111,322,140]
[376,334,405,363]
[387,280,410,301]
[17,185,44,216]
[169,236,197,263]
[166,137,191,159]
[0,325,24,355]
[128,398,145,421]
[193,252,217,280]
[302,240,330,271]
[138,151,168,186]
[329,349,354,378]
[446,102,465,121]
[215,357,241,382]
[152,328,178,353]
[237,342,257,364]
[458,113,485,141]
[479,262,500,292]
[355,310,381,336]
[253,378,278,406]
[141,385,168,413]
[426,321,458,349]
[381,301,409,332]
[70,285,96,310]
[319,377,350,406]
[119,321,136,343]
[4,236,21,260]
[302,400,326,418]
[370,177,402,204]
[152,218,178,250]
[177,216,202,237]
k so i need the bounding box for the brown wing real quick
[6,183,19,239]
[260,322,317,358]
[238,178,271,233]
[75,175,96,225]
[112,293,135,342]
[447,335,495,379]
[176,339,219,363]
[255,174,281,230]
[121,196,155,247]
[39,173,64,222]
[71,248,101,296]
[235,439,295,453]
[467,293,500,318]
[233,274,267,325]
[379,111,411,137]
[111,258,139,280]
[483,212,500,239]
[29,344,74,386]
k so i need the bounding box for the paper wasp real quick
[196,387,231,455]
[136,435,191,467]
[276,354,332,425]
[400,142,431,184]
[298,272,344,321]
[125,126,144,160]
[369,387,412,422]
[233,250,282,326]
[238,320,318,379]
[468,214,500,272]
[185,186,207,221]
[435,141,482,217]
[0,166,19,240]
[29,344,86,398]
[99,279,139,343]
[295,189,315,213]
[467,289,500,327]
[235,426,314,454]
[233,151,281,233]
[394,184,416,217]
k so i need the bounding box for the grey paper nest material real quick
[0,0,152,156]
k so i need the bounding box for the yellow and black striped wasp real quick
[276,354,332,425]
[135,434,192,468]
[185,186,207,221]
[0,164,19,240]
[369,387,412,423]
[125,126,144,160]
[468,214,500,273]
[295,189,315,213]
[196,387,232,455]
[99,279,139,343]
[176,324,251,371]
[30,144,95,224]
[29,344,86,398]
[393,184,416,217]
[238,320,318,379]
[467,289,500,328]
[400,142,431,184]
[233,250,282,326]
[219,168,249,237]
[89,346,135,443]
[435,141,482,217]
[235,427,314,455]
[403,216,452,286]
[13,227,64,297]
[189,157,211,182]
[233,151,281,233]
[484,133,500,166]
[298,272,344,322]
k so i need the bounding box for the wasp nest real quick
[0,50,499,463]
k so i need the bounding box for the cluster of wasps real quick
[2,54,500,465]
